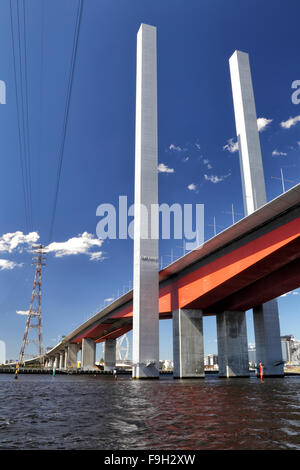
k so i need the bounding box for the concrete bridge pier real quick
[104,339,116,371]
[173,309,204,379]
[67,343,79,369]
[63,349,68,369]
[132,24,159,380]
[253,300,284,377]
[59,351,65,369]
[229,51,283,378]
[217,311,249,377]
[81,338,96,370]
[54,355,59,369]
[49,357,54,368]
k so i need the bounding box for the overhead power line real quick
[21,0,33,230]
[37,0,45,228]
[10,0,33,233]
[16,0,33,230]
[48,0,84,244]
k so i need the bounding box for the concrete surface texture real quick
[132,24,159,379]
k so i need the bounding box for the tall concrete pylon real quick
[229,50,284,377]
[229,51,267,214]
[132,24,159,379]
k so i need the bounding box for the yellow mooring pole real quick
[14,361,19,380]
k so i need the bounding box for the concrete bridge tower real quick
[229,50,284,377]
[132,24,159,379]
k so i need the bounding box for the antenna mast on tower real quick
[18,244,46,365]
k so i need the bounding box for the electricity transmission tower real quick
[18,244,46,365]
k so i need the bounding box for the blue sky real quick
[0,0,299,361]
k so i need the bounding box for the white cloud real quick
[187,183,197,191]
[203,158,212,169]
[89,251,104,261]
[204,172,231,184]
[16,310,29,315]
[0,231,39,253]
[195,143,201,150]
[169,144,183,152]
[281,115,300,129]
[272,149,287,156]
[223,138,239,153]
[280,290,300,298]
[0,230,105,264]
[104,297,114,302]
[297,141,300,147]
[0,231,39,271]
[157,163,174,173]
[257,117,272,132]
[223,118,272,154]
[0,259,23,270]
[46,232,104,261]
[182,156,190,162]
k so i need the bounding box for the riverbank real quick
[1,367,299,376]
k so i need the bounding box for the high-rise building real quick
[204,354,218,367]
[281,335,300,365]
[248,345,256,366]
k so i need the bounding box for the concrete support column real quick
[66,343,79,369]
[49,357,54,368]
[104,339,116,371]
[45,358,49,368]
[81,338,96,370]
[63,349,68,369]
[132,23,159,379]
[59,351,64,369]
[54,355,59,369]
[78,346,82,367]
[229,50,266,214]
[217,311,249,377]
[253,299,284,376]
[229,51,283,378]
[173,309,204,379]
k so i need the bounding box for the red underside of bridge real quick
[73,217,300,343]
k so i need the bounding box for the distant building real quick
[248,345,256,366]
[0,340,5,364]
[281,335,300,365]
[204,354,218,367]
[159,359,173,371]
[248,338,300,367]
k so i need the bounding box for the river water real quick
[0,373,299,450]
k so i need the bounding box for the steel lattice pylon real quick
[18,244,46,365]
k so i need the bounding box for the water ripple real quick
[0,374,299,449]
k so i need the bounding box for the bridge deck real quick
[45,183,300,356]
